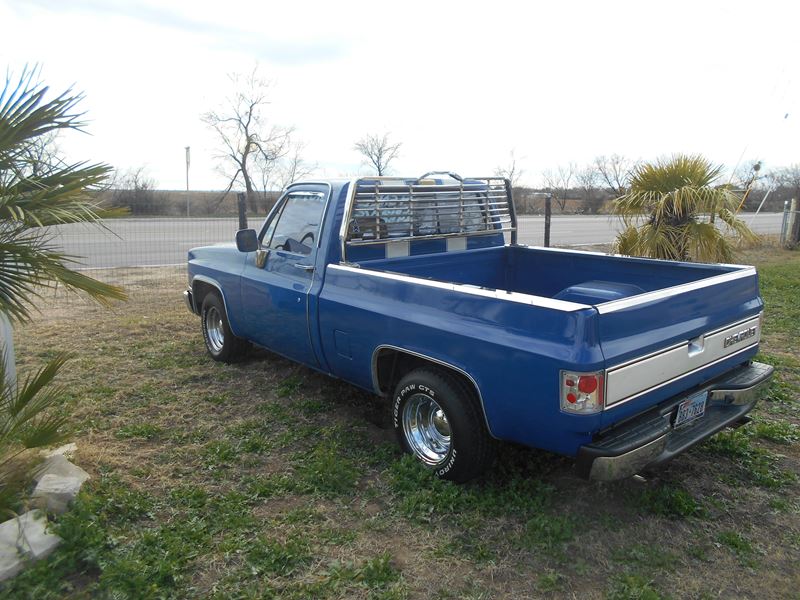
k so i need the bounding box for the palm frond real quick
[0,67,127,322]
[0,66,86,165]
[0,352,71,457]
[0,161,113,227]
[0,227,125,322]
[682,221,733,263]
[612,154,756,262]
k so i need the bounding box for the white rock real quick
[32,474,84,514]
[33,454,90,485]
[0,545,23,582]
[40,443,78,459]
[0,510,61,582]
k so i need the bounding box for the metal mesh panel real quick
[345,176,514,246]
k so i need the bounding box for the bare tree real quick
[732,160,763,190]
[494,150,524,187]
[594,154,635,196]
[276,142,316,190]
[576,165,601,214]
[21,131,63,177]
[111,167,158,215]
[770,164,800,201]
[354,132,401,176]
[541,162,576,212]
[202,68,292,212]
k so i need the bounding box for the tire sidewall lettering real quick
[394,379,456,474]
[436,448,457,476]
[393,383,417,428]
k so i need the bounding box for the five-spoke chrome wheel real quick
[402,393,452,465]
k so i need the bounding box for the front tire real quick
[392,368,495,482]
[201,292,250,363]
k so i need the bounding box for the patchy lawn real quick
[6,248,800,599]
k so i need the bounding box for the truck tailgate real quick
[596,267,764,424]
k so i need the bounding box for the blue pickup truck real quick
[184,173,773,482]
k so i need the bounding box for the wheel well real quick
[374,347,493,436]
[374,347,481,401]
[192,280,220,312]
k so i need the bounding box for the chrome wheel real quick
[402,393,451,465]
[204,306,225,354]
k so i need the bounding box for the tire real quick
[200,292,250,363]
[392,367,495,482]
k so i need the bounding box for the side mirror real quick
[236,229,259,252]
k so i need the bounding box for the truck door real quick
[239,185,328,367]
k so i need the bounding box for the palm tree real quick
[0,67,126,511]
[612,154,758,262]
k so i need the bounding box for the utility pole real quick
[185,146,191,217]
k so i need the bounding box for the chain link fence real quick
[39,194,786,307]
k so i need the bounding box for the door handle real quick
[293,263,315,272]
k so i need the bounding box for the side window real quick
[265,192,326,255]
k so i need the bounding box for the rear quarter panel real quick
[318,265,604,456]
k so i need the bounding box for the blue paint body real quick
[187,180,763,457]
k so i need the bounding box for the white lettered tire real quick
[392,367,495,482]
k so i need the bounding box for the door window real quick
[264,192,326,255]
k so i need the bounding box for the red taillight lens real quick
[561,370,604,414]
[578,375,598,394]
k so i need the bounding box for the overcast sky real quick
[2,0,798,190]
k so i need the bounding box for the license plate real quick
[674,391,707,428]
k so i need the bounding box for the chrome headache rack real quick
[339,172,516,260]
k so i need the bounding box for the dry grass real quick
[5,251,800,599]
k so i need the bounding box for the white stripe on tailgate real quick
[605,315,761,407]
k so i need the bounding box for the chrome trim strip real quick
[589,435,667,481]
[606,313,762,372]
[604,343,758,410]
[370,344,496,438]
[328,263,591,312]
[515,244,621,258]
[596,268,757,314]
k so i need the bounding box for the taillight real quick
[561,370,604,414]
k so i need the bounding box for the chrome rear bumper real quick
[576,361,774,481]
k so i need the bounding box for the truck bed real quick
[331,243,762,436]
[359,244,744,303]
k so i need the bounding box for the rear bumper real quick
[183,289,199,315]
[576,361,774,481]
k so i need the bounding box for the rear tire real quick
[201,292,250,363]
[392,367,495,482]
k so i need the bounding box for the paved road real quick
[50,213,785,270]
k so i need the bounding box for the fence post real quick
[544,194,552,247]
[790,198,800,248]
[781,200,790,245]
[237,192,248,230]
[0,314,16,395]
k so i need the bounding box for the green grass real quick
[6,248,800,598]
[632,483,706,519]
[703,429,796,488]
[246,536,312,576]
[606,574,666,600]
[717,530,754,556]
[115,423,163,439]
